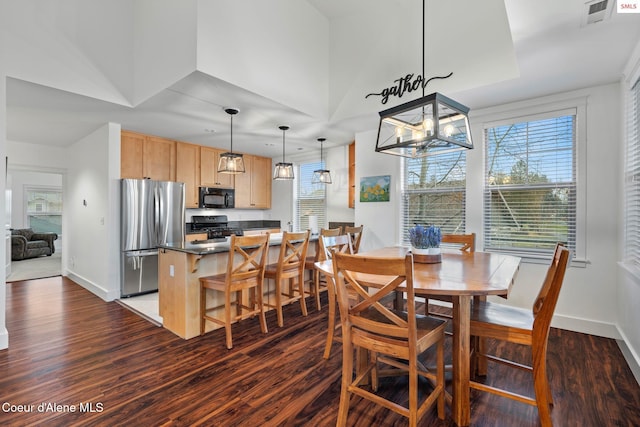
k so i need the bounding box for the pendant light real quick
[273,125,294,180]
[374,0,473,158]
[218,108,245,174]
[312,137,332,184]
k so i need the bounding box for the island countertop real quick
[159,233,317,255]
[158,232,318,339]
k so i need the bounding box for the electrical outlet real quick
[169,265,174,277]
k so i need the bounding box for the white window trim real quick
[476,97,588,266]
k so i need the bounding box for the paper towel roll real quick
[308,215,319,235]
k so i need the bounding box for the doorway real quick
[6,169,63,282]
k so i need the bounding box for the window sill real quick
[484,249,588,268]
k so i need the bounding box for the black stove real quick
[191,215,243,240]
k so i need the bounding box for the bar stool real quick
[264,230,310,327]
[199,233,270,349]
[303,227,341,310]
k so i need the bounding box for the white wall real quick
[0,74,7,350]
[355,83,623,341]
[65,123,121,301]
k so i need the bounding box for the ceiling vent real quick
[581,0,613,27]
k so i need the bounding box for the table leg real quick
[452,295,471,426]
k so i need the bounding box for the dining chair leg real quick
[323,276,337,359]
[255,286,268,334]
[274,278,284,327]
[314,269,322,310]
[224,289,233,349]
[436,337,445,419]
[297,276,308,317]
[200,287,206,335]
[336,337,354,427]
[533,345,553,427]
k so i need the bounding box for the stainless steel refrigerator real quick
[121,179,185,297]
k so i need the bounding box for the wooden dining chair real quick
[469,243,570,427]
[332,251,446,426]
[303,227,341,310]
[264,230,310,327]
[343,224,363,253]
[199,233,270,349]
[320,234,354,359]
[423,232,476,318]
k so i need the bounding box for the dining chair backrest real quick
[225,234,270,285]
[343,225,363,253]
[332,252,418,355]
[320,234,353,262]
[532,243,570,340]
[441,233,475,252]
[275,230,310,276]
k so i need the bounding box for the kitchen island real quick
[158,233,316,339]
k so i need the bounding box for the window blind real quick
[624,79,640,269]
[295,161,326,232]
[401,151,466,245]
[484,112,576,257]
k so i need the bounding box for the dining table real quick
[315,246,521,427]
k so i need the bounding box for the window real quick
[484,111,576,257]
[295,161,326,232]
[401,151,466,245]
[624,79,640,270]
[25,186,62,235]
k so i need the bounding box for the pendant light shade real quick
[312,138,332,184]
[375,92,472,158]
[273,125,294,180]
[218,108,245,174]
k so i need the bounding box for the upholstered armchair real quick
[11,228,58,261]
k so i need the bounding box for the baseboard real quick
[0,327,8,350]
[66,272,119,302]
[551,314,621,339]
[616,328,640,386]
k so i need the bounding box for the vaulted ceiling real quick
[3,0,640,158]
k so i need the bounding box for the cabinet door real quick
[176,142,200,208]
[143,136,176,181]
[200,147,234,188]
[251,155,271,209]
[121,131,144,179]
[235,155,272,209]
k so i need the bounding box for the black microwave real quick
[199,187,234,209]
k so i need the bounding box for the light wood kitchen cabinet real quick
[234,154,272,209]
[121,131,176,181]
[200,147,235,188]
[121,131,145,179]
[176,142,200,208]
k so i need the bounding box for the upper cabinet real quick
[200,147,235,189]
[176,142,200,208]
[234,154,272,209]
[121,131,145,179]
[121,131,272,209]
[121,131,176,181]
[348,141,355,209]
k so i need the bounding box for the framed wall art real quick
[359,175,390,202]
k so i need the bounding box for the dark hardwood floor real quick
[2,277,640,426]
